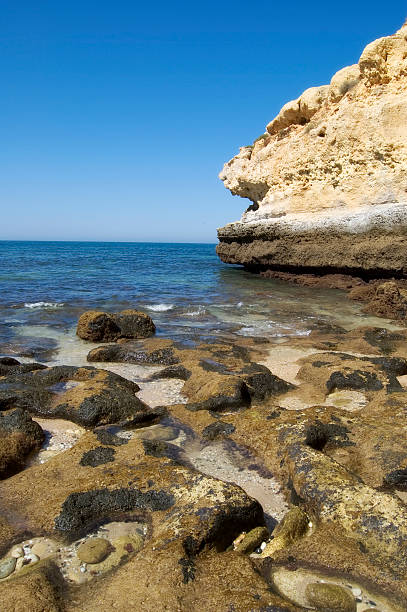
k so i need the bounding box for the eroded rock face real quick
[217,23,407,276]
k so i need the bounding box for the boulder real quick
[77,309,155,342]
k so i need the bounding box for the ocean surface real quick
[0,240,396,363]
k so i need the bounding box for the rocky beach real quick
[2,22,407,612]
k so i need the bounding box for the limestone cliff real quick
[217,23,407,276]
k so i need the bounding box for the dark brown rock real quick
[0,365,161,428]
[0,408,44,478]
[76,311,120,342]
[77,309,155,342]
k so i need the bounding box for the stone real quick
[112,534,143,555]
[87,339,177,365]
[362,282,407,320]
[77,538,112,564]
[113,309,156,339]
[234,526,269,554]
[217,23,407,277]
[148,364,191,380]
[261,506,308,558]
[305,582,356,611]
[76,311,120,342]
[0,557,16,579]
[0,408,44,478]
[25,553,40,566]
[202,421,236,441]
[0,365,161,428]
[0,358,47,377]
[79,447,116,467]
[77,309,155,342]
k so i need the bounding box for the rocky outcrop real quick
[217,22,407,276]
[0,365,162,428]
[77,309,155,342]
[87,338,294,413]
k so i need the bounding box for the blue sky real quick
[1,1,406,242]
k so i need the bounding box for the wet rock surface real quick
[0,364,161,428]
[305,582,356,611]
[77,538,112,564]
[87,338,179,365]
[77,309,155,342]
[0,408,44,477]
[2,322,407,609]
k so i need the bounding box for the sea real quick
[0,240,395,365]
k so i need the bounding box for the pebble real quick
[31,539,58,559]
[351,587,362,597]
[0,557,16,579]
[77,538,111,564]
[305,582,356,612]
[235,526,269,554]
[11,547,24,558]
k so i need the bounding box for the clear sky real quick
[1,1,406,242]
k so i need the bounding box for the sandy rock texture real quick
[217,22,407,276]
[2,323,407,609]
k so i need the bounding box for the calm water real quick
[0,240,394,362]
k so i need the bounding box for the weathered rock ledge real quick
[217,23,407,276]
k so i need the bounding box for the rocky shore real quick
[217,23,407,278]
[0,303,407,610]
[3,22,407,612]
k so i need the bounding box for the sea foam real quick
[144,303,174,312]
[24,302,64,309]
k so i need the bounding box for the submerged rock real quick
[234,526,269,554]
[305,582,356,612]
[0,557,16,579]
[77,538,111,564]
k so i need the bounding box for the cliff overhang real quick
[217,23,407,277]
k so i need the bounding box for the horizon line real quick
[0,239,218,245]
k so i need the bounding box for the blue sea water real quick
[0,240,389,362]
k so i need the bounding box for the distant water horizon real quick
[0,239,217,245]
[0,240,394,364]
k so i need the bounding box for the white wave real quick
[24,302,64,309]
[184,305,206,317]
[144,303,174,312]
[237,323,312,337]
